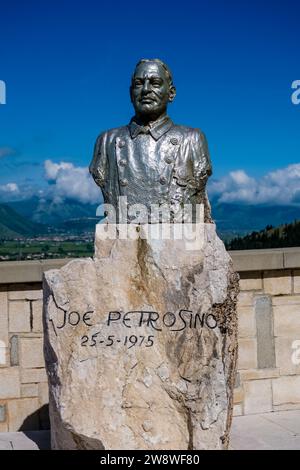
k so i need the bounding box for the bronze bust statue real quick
[90,58,212,223]
[45,59,239,452]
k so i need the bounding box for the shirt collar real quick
[128,115,174,140]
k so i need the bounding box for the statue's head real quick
[130,58,176,121]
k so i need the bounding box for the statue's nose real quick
[142,80,151,93]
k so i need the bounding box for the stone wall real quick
[0,249,300,431]
[234,265,300,417]
[0,259,66,432]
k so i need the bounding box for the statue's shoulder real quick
[96,125,129,144]
[171,124,211,172]
[171,124,207,142]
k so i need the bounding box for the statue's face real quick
[131,62,175,120]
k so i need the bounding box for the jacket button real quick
[170,137,178,145]
[120,178,128,186]
[165,156,173,164]
[118,140,126,148]
[159,176,167,185]
[119,159,127,166]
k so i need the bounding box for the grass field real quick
[0,239,94,261]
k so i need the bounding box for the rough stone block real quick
[237,306,256,338]
[244,379,272,414]
[239,272,262,291]
[21,383,39,398]
[238,338,257,370]
[19,337,45,369]
[263,270,292,295]
[7,397,39,431]
[20,367,47,384]
[44,224,239,450]
[32,300,43,332]
[9,300,31,333]
[275,337,300,375]
[273,305,300,337]
[0,368,20,399]
[272,376,300,405]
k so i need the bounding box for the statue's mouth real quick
[140,97,155,104]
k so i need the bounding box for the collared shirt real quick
[90,115,213,223]
[120,116,175,212]
[128,115,174,140]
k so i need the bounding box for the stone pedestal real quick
[43,223,239,449]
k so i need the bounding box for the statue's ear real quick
[169,85,176,103]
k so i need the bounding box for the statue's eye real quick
[134,80,143,87]
[152,80,162,86]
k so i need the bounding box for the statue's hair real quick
[132,58,174,87]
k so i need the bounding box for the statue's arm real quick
[89,132,107,188]
[191,129,213,222]
[192,129,212,185]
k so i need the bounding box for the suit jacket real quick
[89,116,213,223]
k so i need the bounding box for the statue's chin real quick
[138,104,157,114]
[135,104,166,121]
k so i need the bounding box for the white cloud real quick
[0,182,20,201]
[44,160,74,180]
[0,182,19,193]
[230,170,255,186]
[209,163,300,205]
[2,157,299,209]
[44,160,101,204]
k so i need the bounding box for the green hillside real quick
[0,203,45,238]
[226,220,300,250]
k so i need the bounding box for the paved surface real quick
[0,430,50,450]
[230,410,300,450]
[1,410,300,450]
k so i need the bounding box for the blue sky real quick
[0,0,299,206]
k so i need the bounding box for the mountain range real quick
[211,201,300,240]
[0,203,45,238]
[227,219,300,250]
[0,197,300,240]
